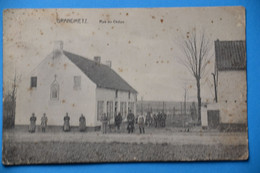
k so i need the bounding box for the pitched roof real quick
[63,51,137,93]
[215,40,246,71]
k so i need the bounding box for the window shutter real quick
[74,76,81,90]
[30,76,37,88]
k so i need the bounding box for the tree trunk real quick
[196,78,201,125]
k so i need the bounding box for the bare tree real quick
[183,85,187,117]
[3,72,20,129]
[178,30,212,125]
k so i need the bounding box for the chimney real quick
[53,41,63,51]
[52,41,63,59]
[94,56,101,64]
[105,60,112,68]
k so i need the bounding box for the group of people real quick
[100,111,124,134]
[115,110,155,134]
[28,113,86,133]
[28,110,167,134]
[126,110,168,134]
[100,110,145,134]
[29,113,48,133]
[152,112,167,128]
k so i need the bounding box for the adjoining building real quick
[15,41,137,129]
[201,40,247,131]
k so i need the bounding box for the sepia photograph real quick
[2,7,248,165]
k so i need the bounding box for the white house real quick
[15,41,137,128]
[202,40,247,130]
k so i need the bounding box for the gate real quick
[207,110,220,129]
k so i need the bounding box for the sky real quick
[3,7,245,102]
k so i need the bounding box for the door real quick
[207,110,220,129]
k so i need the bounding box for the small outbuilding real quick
[202,40,247,131]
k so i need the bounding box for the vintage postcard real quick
[2,7,248,165]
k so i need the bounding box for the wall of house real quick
[95,88,137,126]
[217,70,247,124]
[201,107,208,127]
[15,51,97,127]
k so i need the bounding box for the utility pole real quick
[180,102,182,115]
[211,73,218,102]
[141,96,143,115]
[163,101,165,113]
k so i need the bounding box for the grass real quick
[2,140,248,165]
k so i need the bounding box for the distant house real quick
[15,41,137,129]
[202,40,247,131]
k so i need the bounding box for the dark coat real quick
[115,113,122,125]
[127,113,135,124]
[63,115,70,131]
[79,115,86,131]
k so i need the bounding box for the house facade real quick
[15,41,137,128]
[202,40,247,130]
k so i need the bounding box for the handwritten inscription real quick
[56,18,88,24]
[99,20,125,24]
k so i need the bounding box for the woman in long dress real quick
[63,113,70,132]
[29,113,36,133]
[79,114,86,132]
[41,113,48,132]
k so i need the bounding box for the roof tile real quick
[215,40,246,71]
[64,51,137,93]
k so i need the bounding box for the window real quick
[97,101,104,121]
[115,101,118,114]
[50,83,59,100]
[120,102,127,119]
[50,75,59,101]
[74,76,81,90]
[128,92,131,99]
[107,101,114,120]
[128,102,134,113]
[30,76,37,88]
[115,90,118,98]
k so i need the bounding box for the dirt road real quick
[3,127,248,145]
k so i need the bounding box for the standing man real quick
[29,113,37,133]
[146,112,152,127]
[162,112,167,127]
[158,112,163,127]
[63,113,70,132]
[127,110,135,133]
[41,113,48,132]
[138,114,145,134]
[154,113,158,128]
[115,112,122,132]
[79,114,86,132]
[101,113,108,134]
